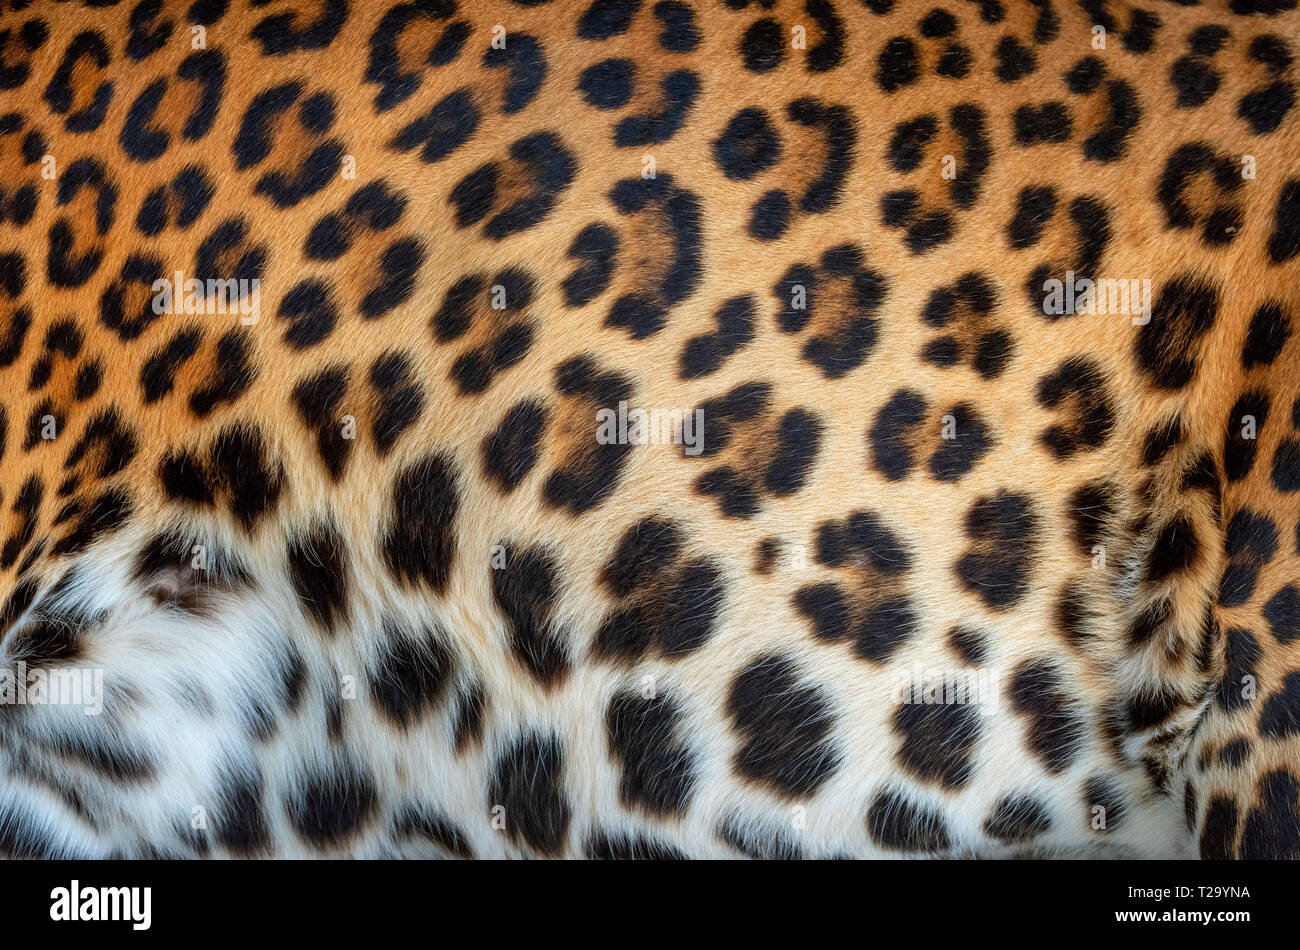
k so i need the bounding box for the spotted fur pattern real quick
[1,0,1299,859]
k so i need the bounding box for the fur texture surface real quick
[0,0,1299,859]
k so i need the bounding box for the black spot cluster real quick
[132,528,252,613]
[1259,672,1300,740]
[955,491,1039,610]
[431,267,537,395]
[233,81,346,207]
[1241,301,1292,369]
[1216,627,1261,713]
[718,813,806,859]
[380,452,459,593]
[733,0,845,74]
[541,355,635,514]
[289,756,377,849]
[562,222,618,308]
[1157,143,1244,247]
[1063,57,1140,163]
[994,35,1037,82]
[1219,510,1278,607]
[1079,0,1160,56]
[1269,180,1300,264]
[1144,513,1202,584]
[616,70,700,149]
[28,320,103,408]
[587,829,685,860]
[47,157,112,282]
[159,423,284,533]
[867,787,952,852]
[918,271,1013,378]
[389,86,478,163]
[488,732,571,856]
[876,36,920,93]
[1171,25,1228,109]
[1237,770,1300,859]
[393,805,474,858]
[679,294,756,379]
[1010,188,1111,318]
[288,517,351,633]
[368,619,455,728]
[0,17,49,95]
[1068,479,1119,558]
[365,3,470,111]
[773,244,885,377]
[791,510,917,664]
[1133,274,1219,389]
[766,99,855,240]
[606,688,699,816]
[45,31,113,134]
[306,181,421,318]
[984,794,1053,843]
[579,58,635,110]
[291,364,352,480]
[0,112,45,227]
[1034,356,1116,459]
[368,350,425,455]
[1013,102,1072,145]
[482,398,549,494]
[727,653,842,797]
[1222,389,1270,482]
[121,49,225,163]
[249,0,347,55]
[1269,391,1300,492]
[1141,415,1184,468]
[867,390,994,481]
[491,544,572,687]
[1009,659,1087,773]
[686,382,823,518]
[7,606,84,668]
[593,516,725,662]
[448,131,576,240]
[211,761,271,857]
[881,105,989,254]
[1237,34,1295,135]
[713,107,781,182]
[894,698,984,790]
[601,174,701,338]
[1263,584,1300,644]
[483,34,547,116]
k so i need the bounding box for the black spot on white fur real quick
[727,653,841,797]
[287,517,350,633]
[488,732,571,856]
[368,619,455,728]
[288,756,378,848]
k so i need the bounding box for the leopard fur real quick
[1,0,1299,859]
